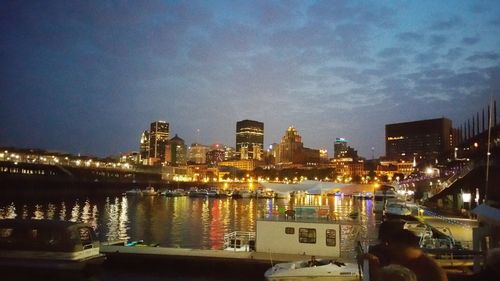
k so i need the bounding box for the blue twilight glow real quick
[0,0,499,158]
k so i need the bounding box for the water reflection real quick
[0,195,378,253]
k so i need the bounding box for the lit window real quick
[285,227,294,234]
[326,229,336,246]
[299,228,316,244]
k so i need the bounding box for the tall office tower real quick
[166,134,187,166]
[139,130,150,165]
[386,117,452,162]
[334,138,348,159]
[236,120,264,160]
[276,126,304,164]
[149,120,169,165]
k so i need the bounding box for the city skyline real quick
[1,1,499,159]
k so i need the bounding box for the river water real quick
[0,192,381,280]
[0,193,379,252]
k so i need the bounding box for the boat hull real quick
[264,260,359,281]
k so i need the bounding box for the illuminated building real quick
[334,138,348,158]
[218,159,262,171]
[139,130,149,165]
[206,147,225,167]
[386,118,453,162]
[166,134,187,166]
[149,121,169,165]
[276,127,320,165]
[333,138,358,160]
[188,143,210,164]
[236,120,264,160]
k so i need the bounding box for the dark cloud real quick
[397,32,424,42]
[462,35,480,45]
[429,15,463,30]
[466,52,500,62]
[377,47,403,58]
[429,35,447,47]
[414,52,439,64]
[443,47,464,60]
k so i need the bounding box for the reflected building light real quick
[70,200,81,222]
[22,205,29,219]
[119,197,129,241]
[33,204,44,220]
[46,203,56,220]
[59,202,67,221]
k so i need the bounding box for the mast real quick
[485,96,493,203]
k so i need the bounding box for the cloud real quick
[466,52,500,62]
[429,35,447,47]
[443,47,463,60]
[397,32,424,42]
[461,35,480,45]
[429,15,463,30]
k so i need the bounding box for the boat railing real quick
[223,231,256,251]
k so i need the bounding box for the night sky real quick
[1,1,499,159]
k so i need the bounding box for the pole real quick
[485,96,493,203]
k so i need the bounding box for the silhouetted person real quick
[308,255,319,267]
[379,264,417,281]
[368,219,405,266]
[384,229,447,281]
[468,248,500,281]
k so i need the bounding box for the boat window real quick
[326,229,336,246]
[285,227,294,234]
[0,228,14,239]
[79,227,93,246]
[298,228,316,244]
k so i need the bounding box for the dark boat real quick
[0,219,105,277]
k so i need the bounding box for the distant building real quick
[166,134,187,166]
[139,130,149,165]
[236,120,264,160]
[149,121,169,165]
[386,117,454,163]
[218,159,262,171]
[333,138,359,160]
[276,126,320,165]
[334,138,348,158]
[206,147,225,167]
[188,143,210,164]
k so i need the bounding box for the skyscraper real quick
[139,130,150,165]
[149,120,169,165]
[334,138,348,159]
[386,117,453,162]
[236,120,264,160]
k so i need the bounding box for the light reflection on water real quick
[0,195,379,255]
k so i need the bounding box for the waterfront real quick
[0,189,379,257]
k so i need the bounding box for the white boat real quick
[188,187,208,197]
[264,258,360,281]
[232,189,254,198]
[141,186,158,196]
[125,188,143,196]
[0,219,105,274]
[403,221,433,238]
[383,201,412,217]
[352,192,373,199]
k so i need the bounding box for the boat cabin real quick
[0,219,104,268]
[256,218,341,257]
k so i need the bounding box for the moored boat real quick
[264,258,359,281]
[0,219,105,274]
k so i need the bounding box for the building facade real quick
[236,120,264,160]
[139,130,150,165]
[276,126,320,165]
[188,143,210,164]
[149,121,169,165]
[386,118,453,163]
[166,134,187,166]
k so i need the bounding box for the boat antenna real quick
[485,95,494,203]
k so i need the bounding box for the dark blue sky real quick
[1,0,499,158]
